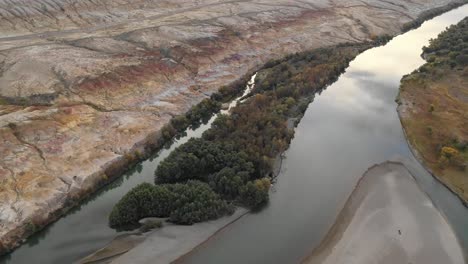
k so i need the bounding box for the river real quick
[180,5,468,264]
[2,5,468,264]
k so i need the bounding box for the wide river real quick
[180,5,468,264]
[2,5,468,264]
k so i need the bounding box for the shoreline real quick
[79,209,249,264]
[396,107,468,207]
[302,161,466,264]
[2,0,466,259]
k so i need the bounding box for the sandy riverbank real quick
[78,209,248,264]
[302,161,465,264]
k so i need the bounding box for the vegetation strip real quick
[108,41,389,228]
[401,1,467,32]
[397,17,468,204]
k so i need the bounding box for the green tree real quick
[240,178,271,209]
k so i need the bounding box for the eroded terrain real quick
[0,0,463,253]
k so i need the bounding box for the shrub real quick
[438,155,449,169]
[186,98,221,125]
[240,178,271,209]
[426,126,433,136]
[455,54,468,66]
[454,140,467,151]
[441,146,460,159]
[160,124,177,142]
[209,167,247,199]
[171,115,189,132]
[167,181,232,224]
[440,146,465,170]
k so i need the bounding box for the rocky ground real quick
[0,0,462,254]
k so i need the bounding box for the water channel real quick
[3,5,468,264]
[181,5,468,264]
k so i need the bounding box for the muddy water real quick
[1,77,257,264]
[180,5,468,264]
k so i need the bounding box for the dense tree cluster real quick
[109,181,231,227]
[254,46,367,99]
[423,17,468,67]
[155,138,254,184]
[154,137,271,206]
[110,43,372,229]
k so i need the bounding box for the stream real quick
[2,5,468,264]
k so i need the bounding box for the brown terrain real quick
[0,0,464,254]
[398,58,468,204]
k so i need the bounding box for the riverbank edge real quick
[2,0,465,258]
[396,6,468,206]
[300,161,466,263]
[396,11,468,206]
[300,161,397,263]
[79,209,249,264]
[0,69,259,256]
[397,105,468,207]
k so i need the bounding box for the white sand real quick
[303,161,465,264]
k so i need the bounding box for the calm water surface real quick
[181,5,468,264]
[3,5,468,264]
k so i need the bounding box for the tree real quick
[209,167,245,199]
[240,178,271,209]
